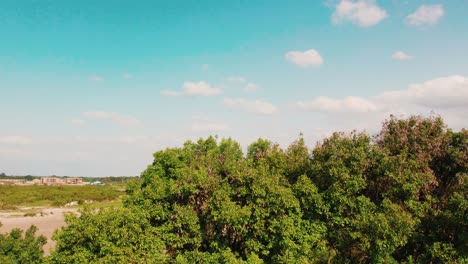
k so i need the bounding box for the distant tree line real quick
[0,174,38,181]
[1,115,467,263]
[0,174,137,183]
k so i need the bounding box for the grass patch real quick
[0,185,123,209]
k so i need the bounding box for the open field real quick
[0,183,128,255]
[0,207,78,255]
[0,184,123,209]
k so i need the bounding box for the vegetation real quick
[0,185,122,209]
[1,115,466,263]
[0,224,46,264]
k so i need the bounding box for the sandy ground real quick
[0,207,78,256]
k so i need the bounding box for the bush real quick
[0,224,46,264]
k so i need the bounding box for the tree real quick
[49,207,167,263]
[49,115,466,263]
[0,223,46,264]
[123,137,326,262]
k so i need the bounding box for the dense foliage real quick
[3,115,467,263]
[0,224,46,264]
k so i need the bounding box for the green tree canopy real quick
[0,223,46,264]
[46,115,466,263]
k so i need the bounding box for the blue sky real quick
[1,0,467,176]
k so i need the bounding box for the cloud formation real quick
[285,49,323,67]
[392,51,413,60]
[332,0,387,27]
[224,98,277,115]
[192,123,228,132]
[0,136,33,145]
[244,83,258,92]
[296,75,468,113]
[88,75,104,82]
[161,81,221,96]
[82,111,141,126]
[380,75,468,108]
[70,119,87,126]
[297,96,378,113]
[406,5,444,26]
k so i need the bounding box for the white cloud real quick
[224,98,277,115]
[406,5,444,26]
[82,111,141,126]
[296,96,378,112]
[392,51,413,60]
[296,75,468,113]
[89,75,104,82]
[227,77,258,92]
[285,49,324,67]
[161,81,221,97]
[192,123,228,132]
[227,77,246,83]
[190,115,228,132]
[380,75,468,108]
[0,136,33,145]
[332,0,387,27]
[70,118,86,126]
[244,83,258,92]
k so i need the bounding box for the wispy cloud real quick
[161,81,221,97]
[379,75,468,108]
[82,111,141,126]
[88,75,104,82]
[297,96,378,113]
[243,83,258,92]
[295,75,468,113]
[227,77,246,83]
[192,123,228,132]
[224,98,277,115]
[69,118,87,126]
[332,0,387,27]
[392,51,413,60]
[406,5,444,26]
[0,136,34,145]
[285,49,323,67]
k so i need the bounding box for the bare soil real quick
[0,207,79,256]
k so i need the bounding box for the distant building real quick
[41,177,84,185]
[0,177,84,186]
[41,177,62,185]
[64,177,83,185]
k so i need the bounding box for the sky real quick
[1,0,467,176]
